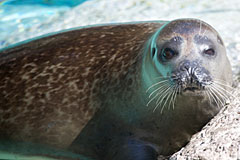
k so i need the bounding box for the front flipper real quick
[106,138,158,160]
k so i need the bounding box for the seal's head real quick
[143,19,233,112]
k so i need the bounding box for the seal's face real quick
[145,19,232,111]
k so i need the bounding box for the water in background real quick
[1,0,88,6]
[0,0,88,48]
[1,0,239,76]
[0,1,92,159]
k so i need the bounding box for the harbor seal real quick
[0,19,233,159]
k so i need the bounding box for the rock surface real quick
[168,82,240,160]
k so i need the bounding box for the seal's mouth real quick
[181,84,206,96]
[183,86,200,92]
[182,82,206,93]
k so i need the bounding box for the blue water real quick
[0,2,92,158]
[0,0,88,48]
[0,0,88,7]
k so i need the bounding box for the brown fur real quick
[0,22,165,148]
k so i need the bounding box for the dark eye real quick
[204,48,215,56]
[161,48,176,61]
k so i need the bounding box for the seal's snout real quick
[172,60,212,92]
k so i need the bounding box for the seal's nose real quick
[179,60,191,72]
[179,60,196,83]
[172,60,212,92]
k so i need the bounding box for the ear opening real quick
[151,47,156,58]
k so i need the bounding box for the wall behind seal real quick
[0,0,239,77]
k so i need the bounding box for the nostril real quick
[174,61,212,91]
[180,61,191,72]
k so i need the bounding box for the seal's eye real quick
[161,48,176,61]
[204,48,215,56]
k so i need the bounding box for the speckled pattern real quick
[0,22,164,148]
[169,83,240,160]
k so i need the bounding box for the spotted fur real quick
[0,22,165,148]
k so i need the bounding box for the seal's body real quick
[0,19,232,160]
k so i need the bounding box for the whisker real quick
[208,87,224,108]
[148,83,169,98]
[210,86,226,104]
[207,88,220,108]
[212,82,235,98]
[214,78,232,83]
[146,79,169,93]
[168,85,177,110]
[205,88,212,104]
[172,86,179,110]
[214,80,234,90]
[160,87,174,113]
[159,91,172,113]
[153,85,172,112]
[146,84,169,107]
[168,88,175,110]
[211,84,230,100]
[156,86,172,105]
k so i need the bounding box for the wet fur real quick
[0,19,233,160]
[0,22,164,150]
